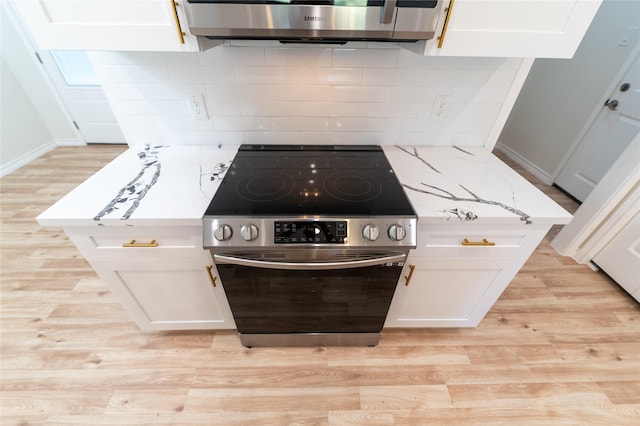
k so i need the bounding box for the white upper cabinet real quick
[427,0,602,58]
[11,0,198,51]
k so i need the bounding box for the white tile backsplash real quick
[89,46,523,147]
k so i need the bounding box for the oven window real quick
[218,263,402,334]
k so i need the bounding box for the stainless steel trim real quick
[381,0,397,24]
[239,332,381,348]
[184,3,442,41]
[214,253,406,270]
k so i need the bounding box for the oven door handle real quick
[213,253,407,270]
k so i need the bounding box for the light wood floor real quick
[1,145,639,425]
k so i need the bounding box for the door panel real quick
[555,53,640,202]
[593,211,640,301]
[44,51,125,144]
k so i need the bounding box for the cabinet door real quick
[91,257,236,330]
[11,0,198,51]
[385,257,523,328]
[429,0,601,58]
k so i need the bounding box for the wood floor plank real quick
[463,344,562,365]
[185,387,361,412]
[44,412,330,425]
[597,380,640,404]
[104,389,190,415]
[329,410,395,425]
[447,382,610,408]
[1,145,639,425]
[327,345,470,366]
[358,384,452,409]
[391,405,640,425]
[1,390,112,416]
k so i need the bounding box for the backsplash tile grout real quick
[89,47,522,147]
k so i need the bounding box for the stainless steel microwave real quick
[183,1,443,43]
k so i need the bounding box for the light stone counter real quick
[383,145,572,226]
[37,144,239,227]
[38,144,571,228]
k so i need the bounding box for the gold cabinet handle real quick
[461,238,496,247]
[171,1,186,44]
[122,239,158,248]
[206,265,216,287]
[438,0,455,48]
[404,264,416,287]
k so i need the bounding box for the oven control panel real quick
[203,217,417,248]
[275,221,347,244]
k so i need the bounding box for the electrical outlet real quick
[431,95,451,120]
[187,94,208,120]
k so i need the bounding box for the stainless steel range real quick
[203,145,416,347]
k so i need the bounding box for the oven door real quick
[213,250,406,345]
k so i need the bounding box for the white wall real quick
[0,57,53,176]
[90,44,523,147]
[497,0,640,182]
[0,1,80,176]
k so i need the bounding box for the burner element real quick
[236,171,295,202]
[323,171,382,202]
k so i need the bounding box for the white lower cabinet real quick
[385,256,524,327]
[64,225,235,331]
[90,256,235,331]
[385,224,551,328]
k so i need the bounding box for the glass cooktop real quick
[205,145,416,217]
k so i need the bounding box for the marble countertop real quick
[37,144,239,227]
[383,145,572,225]
[38,144,571,228]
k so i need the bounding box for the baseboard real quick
[0,138,84,178]
[0,141,56,178]
[55,138,86,147]
[494,142,554,185]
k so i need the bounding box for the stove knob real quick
[240,224,259,241]
[362,224,380,241]
[388,224,407,241]
[213,224,233,241]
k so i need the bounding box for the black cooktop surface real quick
[205,145,416,216]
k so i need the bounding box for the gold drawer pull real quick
[438,0,455,48]
[404,264,416,287]
[171,1,186,44]
[122,239,158,248]
[461,238,495,247]
[206,265,216,287]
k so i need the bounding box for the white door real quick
[593,211,640,301]
[42,51,125,144]
[555,53,640,202]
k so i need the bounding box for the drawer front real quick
[413,225,549,258]
[66,226,207,259]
